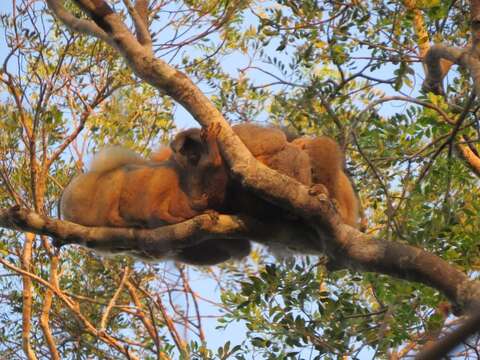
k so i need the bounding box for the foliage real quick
[0,0,479,359]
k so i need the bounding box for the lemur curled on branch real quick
[60,123,361,265]
[225,124,361,229]
[61,124,251,265]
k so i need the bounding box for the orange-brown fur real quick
[232,123,311,186]
[170,126,361,237]
[61,124,361,265]
[62,161,198,227]
[292,136,360,228]
[167,127,252,265]
[219,123,312,220]
[61,125,250,265]
[156,124,313,221]
[150,146,172,162]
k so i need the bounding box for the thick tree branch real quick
[334,225,480,312]
[2,206,480,313]
[472,0,480,27]
[45,0,114,45]
[420,1,480,176]
[457,143,480,176]
[423,0,480,95]
[403,0,454,93]
[422,45,464,94]
[0,207,318,258]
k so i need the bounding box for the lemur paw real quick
[308,183,330,197]
[204,209,220,222]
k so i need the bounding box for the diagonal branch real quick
[70,0,142,53]
[100,266,130,331]
[415,309,480,360]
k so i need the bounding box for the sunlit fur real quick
[292,136,360,229]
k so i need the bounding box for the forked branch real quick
[45,0,114,45]
[423,0,480,95]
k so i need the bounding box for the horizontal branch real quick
[0,207,319,259]
[1,206,480,313]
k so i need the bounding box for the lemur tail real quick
[89,146,146,173]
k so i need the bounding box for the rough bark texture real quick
[0,207,318,257]
[2,206,480,312]
[472,0,480,23]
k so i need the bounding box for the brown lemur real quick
[60,123,361,265]
[61,124,251,265]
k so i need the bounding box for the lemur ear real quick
[170,128,203,166]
